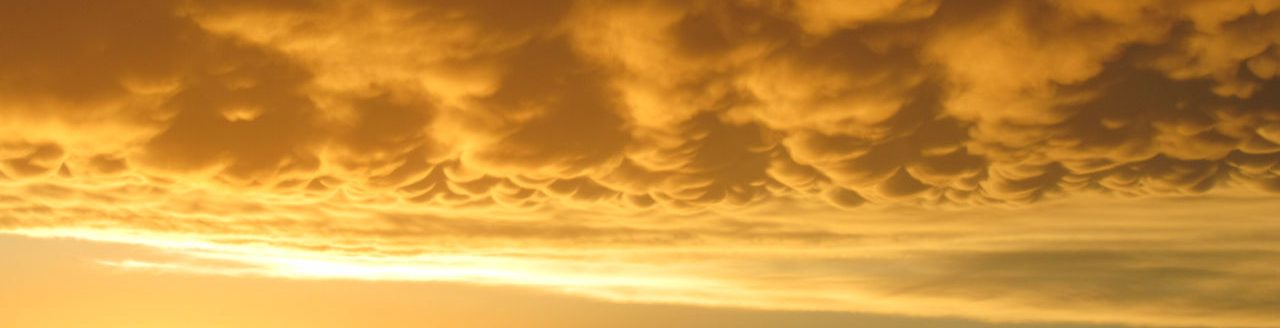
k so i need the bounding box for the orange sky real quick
[4,235,1143,328]
[2,0,1280,327]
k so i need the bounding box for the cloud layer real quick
[3,0,1280,326]
[5,0,1280,209]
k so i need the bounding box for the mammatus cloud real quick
[2,0,1280,326]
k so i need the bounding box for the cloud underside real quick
[2,0,1280,326]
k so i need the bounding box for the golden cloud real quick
[2,0,1280,326]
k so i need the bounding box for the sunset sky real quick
[2,0,1280,327]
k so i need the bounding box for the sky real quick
[1,0,1279,327]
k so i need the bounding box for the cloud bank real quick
[2,0,1280,326]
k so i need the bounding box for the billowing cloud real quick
[2,0,1280,327]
